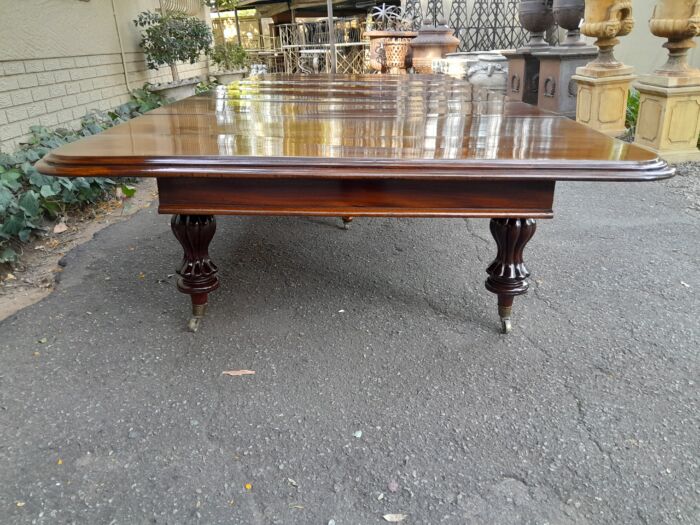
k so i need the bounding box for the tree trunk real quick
[170,63,180,83]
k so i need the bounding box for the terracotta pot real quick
[410,24,459,74]
[384,38,412,74]
[366,30,417,73]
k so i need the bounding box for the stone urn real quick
[553,0,586,46]
[519,0,556,48]
[366,30,417,73]
[442,52,480,79]
[410,21,460,73]
[648,0,700,76]
[580,0,635,70]
[467,54,509,95]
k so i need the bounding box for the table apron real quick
[157,177,555,218]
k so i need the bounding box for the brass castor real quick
[500,317,512,334]
[499,304,512,334]
[341,216,353,230]
[187,303,207,333]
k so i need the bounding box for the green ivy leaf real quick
[1,170,22,192]
[18,191,40,217]
[18,228,32,242]
[29,171,54,188]
[40,184,57,198]
[0,246,18,264]
[120,184,137,198]
[2,214,24,236]
[0,186,14,213]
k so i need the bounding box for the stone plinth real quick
[504,50,541,104]
[633,80,700,161]
[572,71,636,136]
[533,46,598,117]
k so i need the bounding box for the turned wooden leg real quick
[485,218,536,334]
[341,216,353,230]
[171,215,219,332]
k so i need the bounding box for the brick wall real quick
[0,0,211,153]
[0,53,209,153]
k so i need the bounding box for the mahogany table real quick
[37,74,674,333]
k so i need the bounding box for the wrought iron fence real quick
[278,18,368,74]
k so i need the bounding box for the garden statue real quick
[571,0,636,135]
[633,0,700,161]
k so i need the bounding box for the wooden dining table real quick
[37,74,674,333]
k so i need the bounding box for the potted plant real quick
[365,4,418,74]
[134,10,213,100]
[211,42,248,84]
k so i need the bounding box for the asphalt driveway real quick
[0,172,698,524]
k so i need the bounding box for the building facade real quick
[0,0,211,152]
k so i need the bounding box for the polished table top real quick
[38,74,672,181]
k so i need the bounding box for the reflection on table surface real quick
[50,75,655,163]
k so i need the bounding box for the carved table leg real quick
[485,218,536,334]
[341,216,354,230]
[171,215,219,332]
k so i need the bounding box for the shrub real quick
[211,42,248,71]
[134,11,213,82]
[0,86,168,265]
[625,87,640,132]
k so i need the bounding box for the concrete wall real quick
[0,0,210,152]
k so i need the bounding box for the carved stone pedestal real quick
[573,72,636,136]
[633,82,700,161]
[573,0,635,135]
[533,47,598,117]
[631,0,700,161]
[505,0,555,104]
[505,51,541,104]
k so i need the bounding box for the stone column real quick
[571,0,636,136]
[633,0,700,161]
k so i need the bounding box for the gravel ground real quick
[0,170,698,524]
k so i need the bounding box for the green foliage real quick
[625,87,640,132]
[0,86,168,266]
[134,11,213,72]
[210,42,248,71]
[195,78,219,94]
[202,0,240,11]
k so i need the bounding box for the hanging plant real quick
[134,11,213,83]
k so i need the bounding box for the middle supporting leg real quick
[485,218,537,333]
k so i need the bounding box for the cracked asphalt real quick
[0,169,698,524]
